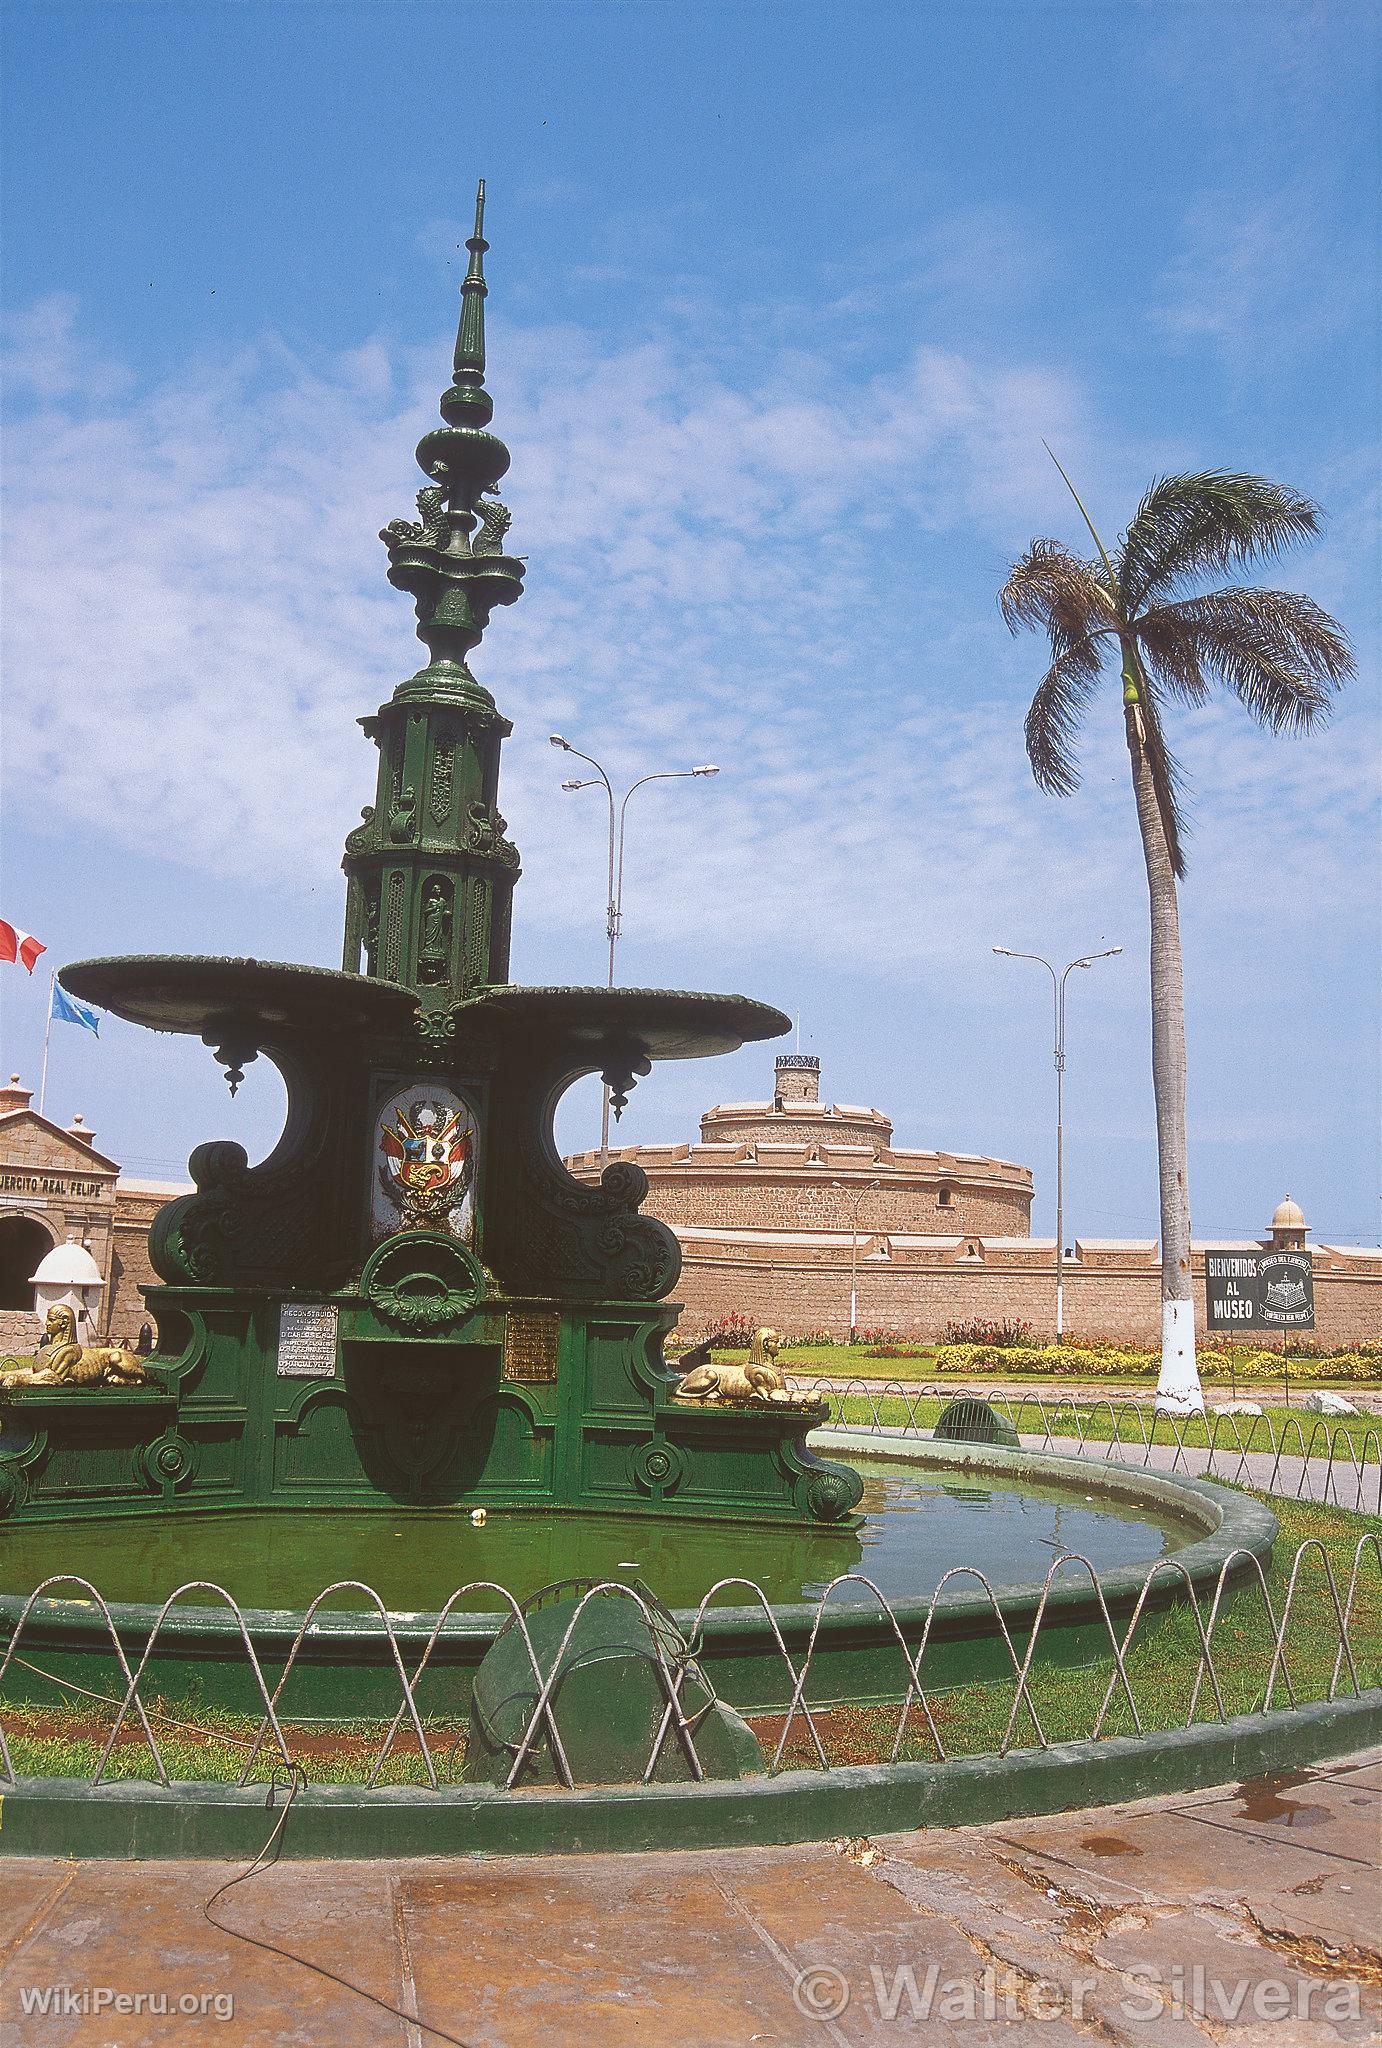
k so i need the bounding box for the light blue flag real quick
[52,984,101,1035]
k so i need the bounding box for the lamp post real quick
[833,1178,882,1343]
[992,945,1122,1338]
[550,737,719,1158]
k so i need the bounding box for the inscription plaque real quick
[503,1310,560,1384]
[277,1301,340,1378]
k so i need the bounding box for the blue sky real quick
[2,0,1378,1246]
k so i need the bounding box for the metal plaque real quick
[277,1300,340,1377]
[503,1310,560,1384]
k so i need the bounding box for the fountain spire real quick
[452,179,488,387]
[342,180,524,1004]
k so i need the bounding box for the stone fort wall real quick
[663,1228,1381,1349]
[5,1064,1376,1357]
[563,1057,1379,1350]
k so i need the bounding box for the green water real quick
[0,1458,1188,1616]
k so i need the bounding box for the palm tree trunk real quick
[1122,677,1203,1414]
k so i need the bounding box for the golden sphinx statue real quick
[0,1304,148,1390]
[674,1326,789,1405]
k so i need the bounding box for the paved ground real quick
[1009,1435,1382,1514]
[0,1752,1377,2046]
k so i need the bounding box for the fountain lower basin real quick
[0,1437,1275,1719]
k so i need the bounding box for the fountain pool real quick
[0,1454,1188,1617]
[0,1438,1275,1719]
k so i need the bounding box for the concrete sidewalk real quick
[1,1752,1377,2046]
[1011,1433,1382,1513]
[789,1377,1382,1417]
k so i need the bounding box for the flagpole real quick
[39,971,55,1117]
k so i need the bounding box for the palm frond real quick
[1142,586,1353,732]
[1022,634,1107,795]
[1118,473,1321,611]
[999,539,1113,645]
[1132,612,1212,710]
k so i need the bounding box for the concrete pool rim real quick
[1,1698,1377,1861]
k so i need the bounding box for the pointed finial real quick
[470,179,486,259]
[454,179,489,382]
[382,177,523,694]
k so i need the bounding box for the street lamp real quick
[551,736,720,1157]
[833,1177,882,1343]
[992,945,1122,1338]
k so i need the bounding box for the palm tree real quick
[1000,468,1352,1412]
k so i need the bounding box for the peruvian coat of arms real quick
[374,1089,477,1241]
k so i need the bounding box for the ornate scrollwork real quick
[414,1005,458,1044]
[806,1466,864,1523]
[344,804,375,856]
[596,1160,648,1207]
[0,1420,43,1520]
[361,1233,484,1333]
[629,1436,685,1498]
[466,800,498,853]
[150,1043,342,1292]
[497,1117,681,1302]
[152,1140,323,1288]
[136,1427,198,1494]
[389,785,418,842]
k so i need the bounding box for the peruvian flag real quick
[0,920,46,973]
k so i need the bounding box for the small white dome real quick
[1271,1194,1307,1232]
[30,1236,105,1288]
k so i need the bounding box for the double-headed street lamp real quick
[550,736,720,1157]
[832,1177,882,1343]
[993,945,1122,1338]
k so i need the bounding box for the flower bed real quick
[922,1341,1379,1383]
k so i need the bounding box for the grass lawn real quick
[765,1491,1382,1768]
[1,1494,1377,1785]
[816,1393,1382,1459]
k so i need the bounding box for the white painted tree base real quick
[1154,1391,1206,1417]
[1154,1297,1204,1415]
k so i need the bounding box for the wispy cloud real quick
[1154,181,1367,378]
[1,293,130,402]
[2,293,1373,1027]
[0,301,1109,926]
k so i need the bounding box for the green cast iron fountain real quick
[0,195,1271,1776]
[38,185,865,1536]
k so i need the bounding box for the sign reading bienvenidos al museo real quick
[1205,1249,1314,1332]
